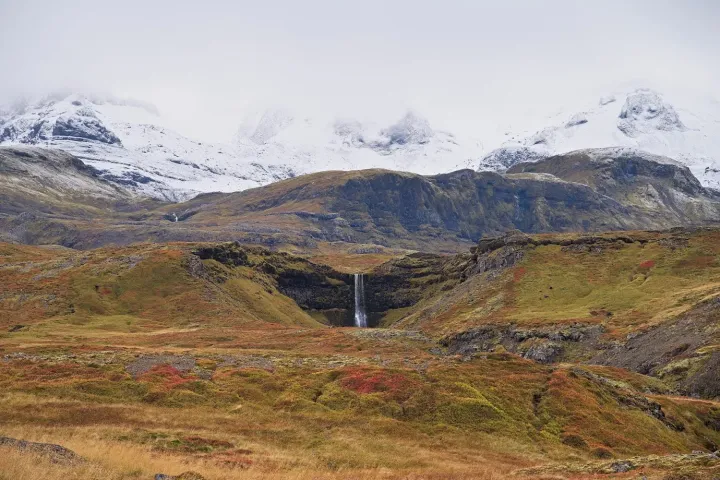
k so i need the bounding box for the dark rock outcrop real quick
[186,243,463,327]
[193,242,250,267]
[441,323,604,363]
[52,116,121,145]
[365,252,466,313]
[0,436,84,464]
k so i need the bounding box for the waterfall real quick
[353,273,368,328]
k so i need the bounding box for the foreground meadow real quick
[3,234,720,479]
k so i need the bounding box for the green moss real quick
[435,398,503,428]
[316,382,360,411]
[160,389,206,407]
[377,307,414,328]
[357,393,403,417]
[72,380,149,401]
[658,358,700,377]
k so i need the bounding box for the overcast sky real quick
[1,0,718,142]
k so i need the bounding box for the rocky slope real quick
[0,146,157,215]
[384,227,720,400]
[507,148,720,225]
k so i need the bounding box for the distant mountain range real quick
[1,87,719,202]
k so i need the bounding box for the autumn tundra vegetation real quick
[3,226,720,479]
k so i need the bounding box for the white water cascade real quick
[353,273,368,328]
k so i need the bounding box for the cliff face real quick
[329,169,631,242]
[507,148,720,224]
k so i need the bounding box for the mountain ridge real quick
[2,145,719,252]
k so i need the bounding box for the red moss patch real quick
[339,367,419,401]
[513,267,527,282]
[139,365,193,390]
[638,260,655,270]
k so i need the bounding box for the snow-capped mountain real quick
[0,93,295,201]
[3,87,719,203]
[0,93,483,201]
[233,108,482,174]
[480,88,720,188]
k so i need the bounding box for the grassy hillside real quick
[0,242,323,331]
[397,229,720,336]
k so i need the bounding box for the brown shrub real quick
[560,434,588,449]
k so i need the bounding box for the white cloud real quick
[1,0,718,142]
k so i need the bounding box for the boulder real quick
[0,436,83,464]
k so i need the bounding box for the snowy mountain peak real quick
[0,92,294,201]
[334,110,437,153]
[4,86,720,203]
[0,92,164,146]
[381,110,434,146]
[617,89,685,137]
[479,87,720,189]
[234,107,474,174]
